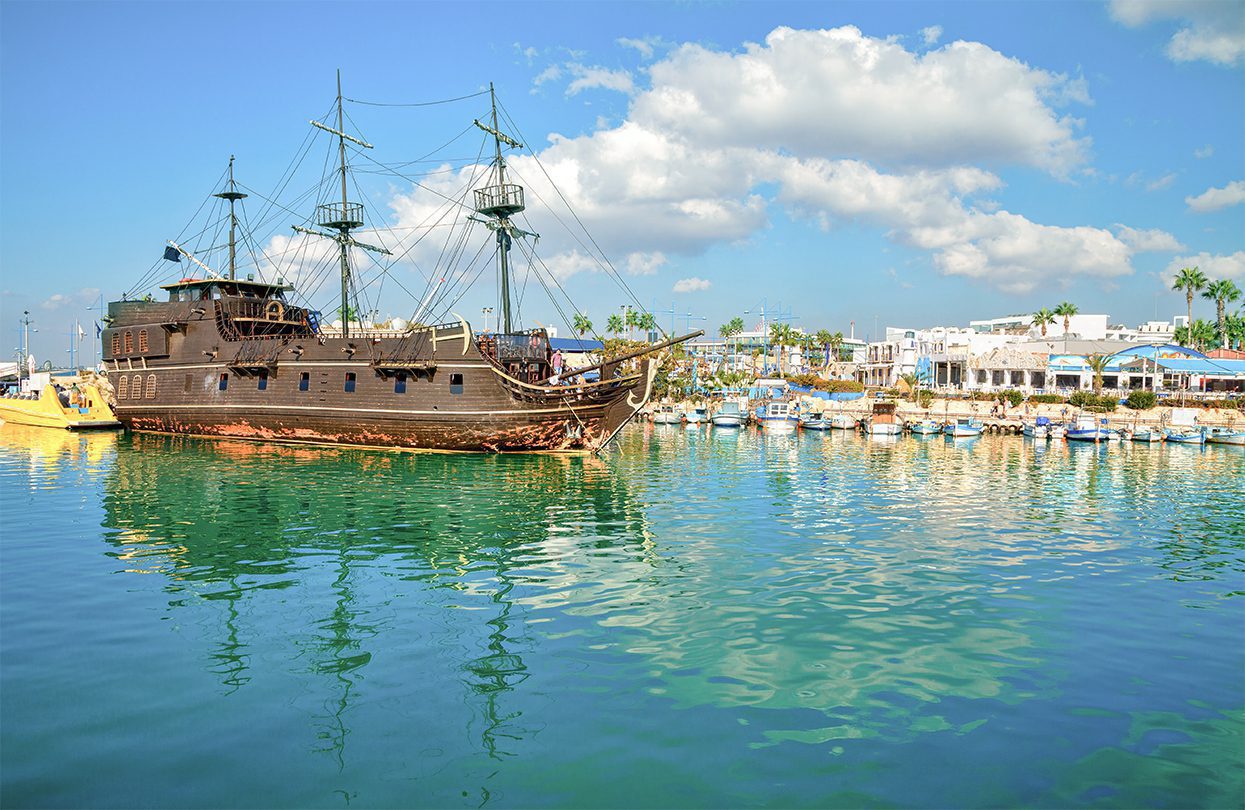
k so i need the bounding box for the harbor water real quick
[1,423,1242,808]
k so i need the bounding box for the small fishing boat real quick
[908,419,942,435]
[651,404,683,425]
[1022,417,1051,439]
[710,401,744,428]
[1066,415,1112,442]
[866,400,903,436]
[1204,427,1245,446]
[799,413,831,430]
[1164,427,1206,445]
[0,380,120,430]
[684,405,709,426]
[758,400,797,433]
[829,413,857,430]
[1125,426,1163,443]
[943,417,983,438]
[1048,423,1067,440]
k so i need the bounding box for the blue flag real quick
[163,245,181,262]
[95,321,102,338]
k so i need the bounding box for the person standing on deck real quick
[552,349,563,378]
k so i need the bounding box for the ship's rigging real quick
[125,75,662,348]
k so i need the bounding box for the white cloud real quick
[1163,251,1245,282]
[921,25,943,45]
[617,35,665,59]
[533,65,563,87]
[624,251,667,275]
[1194,144,1214,159]
[1186,180,1245,212]
[673,277,711,293]
[1109,0,1245,66]
[1115,225,1184,252]
[40,287,100,311]
[1145,172,1177,191]
[566,64,635,96]
[632,25,1092,175]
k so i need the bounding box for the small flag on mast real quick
[78,323,85,341]
[163,245,181,262]
[95,321,102,338]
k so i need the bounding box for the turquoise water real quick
[1,423,1242,808]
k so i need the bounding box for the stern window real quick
[132,375,142,399]
[299,372,310,392]
[117,375,128,399]
[111,334,121,356]
[145,375,156,399]
[258,370,268,391]
[123,331,133,354]
[344,372,356,393]
[450,373,464,395]
[394,373,407,394]
[219,373,228,391]
[138,330,149,353]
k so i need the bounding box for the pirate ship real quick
[102,77,696,452]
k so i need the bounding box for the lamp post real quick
[482,307,494,333]
[86,291,105,369]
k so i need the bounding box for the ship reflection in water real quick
[1,426,1242,807]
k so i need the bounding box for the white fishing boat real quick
[651,404,682,425]
[684,405,709,426]
[710,401,744,428]
[1066,415,1112,442]
[829,413,858,430]
[1125,426,1163,443]
[1022,417,1052,439]
[1204,427,1245,446]
[758,400,797,433]
[1163,427,1205,445]
[943,418,983,438]
[866,400,903,436]
[908,419,942,435]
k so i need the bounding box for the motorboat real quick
[1164,427,1206,445]
[651,403,683,425]
[1022,417,1051,439]
[908,419,942,435]
[1066,415,1112,442]
[1204,427,1245,446]
[943,417,983,438]
[710,401,744,428]
[829,413,858,430]
[758,400,797,433]
[866,400,903,436]
[684,405,709,426]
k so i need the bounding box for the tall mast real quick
[293,70,390,338]
[473,83,525,334]
[214,156,247,280]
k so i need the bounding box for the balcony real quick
[317,202,364,230]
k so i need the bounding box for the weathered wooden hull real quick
[103,300,654,453]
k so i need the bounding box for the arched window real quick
[138,330,149,352]
[132,375,142,400]
[145,374,156,399]
[117,375,128,399]
[123,331,133,353]
[111,334,121,356]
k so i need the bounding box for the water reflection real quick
[99,434,647,765]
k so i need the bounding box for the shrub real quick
[824,379,864,393]
[1000,389,1025,408]
[916,389,934,409]
[1029,394,1066,404]
[1125,390,1157,410]
[1070,391,1118,411]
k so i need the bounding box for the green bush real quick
[1029,394,1066,404]
[824,379,864,393]
[1000,389,1025,408]
[1125,390,1157,410]
[1070,391,1118,411]
[916,389,934,409]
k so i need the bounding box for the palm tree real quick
[1086,353,1110,395]
[1202,279,1241,350]
[898,371,922,401]
[1054,301,1078,340]
[1031,308,1056,338]
[623,308,638,340]
[636,312,657,341]
[720,316,744,373]
[1174,319,1216,352]
[606,313,624,338]
[1226,310,1245,351]
[770,322,792,374]
[1172,266,1208,347]
[572,312,593,337]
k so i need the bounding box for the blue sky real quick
[2,0,1243,362]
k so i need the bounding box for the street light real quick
[482,307,494,333]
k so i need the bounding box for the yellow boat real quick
[0,382,121,430]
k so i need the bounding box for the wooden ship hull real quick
[103,296,656,453]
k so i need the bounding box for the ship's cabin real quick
[160,278,290,303]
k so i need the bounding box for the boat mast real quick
[213,156,247,280]
[473,83,525,334]
[292,70,390,338]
